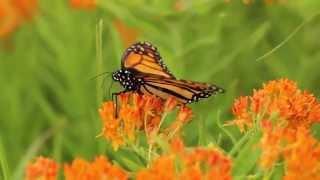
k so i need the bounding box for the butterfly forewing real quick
[121,42,175,79]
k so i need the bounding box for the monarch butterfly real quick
[112,41,224,105]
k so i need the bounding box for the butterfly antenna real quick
[101,75,110,100]
[89,71,112,81]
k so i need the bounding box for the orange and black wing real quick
[139,75,225,104]
[121,42,175,79]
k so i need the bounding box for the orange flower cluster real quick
[25,156,128,180]
[0,0,37,38]
[260,121,320,178]
[64,156,128,180]
[25,156,58,180]
[136,138,232,180]
[232,78,320,178]
[25,140,232,180]
[99,93,193,150]
[283,127,320,180]
[69,0,95,10]
[232,79,320,131]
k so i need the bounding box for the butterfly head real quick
[112,69,143,91]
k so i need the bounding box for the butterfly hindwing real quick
[121,42,175,79]
[140,75,224,104]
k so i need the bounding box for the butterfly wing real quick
[119,42,224,103]
[139,75,225,104]
[121,42,175,79]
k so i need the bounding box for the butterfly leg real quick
[112,92,119,118]
[112,91,128,118]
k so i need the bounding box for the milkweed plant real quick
[1,0,320,180]
[25,79,320,180]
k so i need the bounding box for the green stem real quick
[147,143,153,165]
[228,129,254,156]
[0,136,10,180]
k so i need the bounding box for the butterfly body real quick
[112,41,224,104]
[112,69,144,91]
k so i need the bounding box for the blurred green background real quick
[1,0,320,179]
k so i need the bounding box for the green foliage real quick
[1,0,320,179]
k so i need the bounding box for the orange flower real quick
[181,148,232,180]
[0,0,37,38]
[259,120,285,169]
[99,101,124,150]
[136,155,176,180]
[136,138,232,180]
[174,0,186,12]
[232,79,320,131]
[177,106,193,123]
[69,0,96,10]
[25,156,59,180]
[98,93,190,150]
[113,19,139,47]
[283,127,320,180]
[165,106,193,138]
[13,0,37,18]
[231,96,251,131]
[170,137,185,154]
[64,156,128,180]
[260,119,320,172]
[164,96,178,112]
[142,94,164,116]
